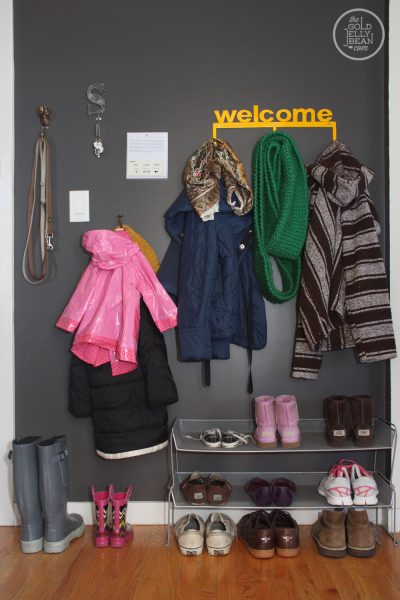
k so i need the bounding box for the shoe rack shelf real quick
[165,418,398,546]
[170,471,393,509]
[171,418,394,453]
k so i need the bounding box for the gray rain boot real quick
[38,436,85,553]
[12,436,44,553]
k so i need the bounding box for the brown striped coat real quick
[291,141,396,379]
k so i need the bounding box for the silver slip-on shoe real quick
[205,512,236,556]
[174,513,205,556]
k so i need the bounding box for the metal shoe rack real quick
[165,417,398,546]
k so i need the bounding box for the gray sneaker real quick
[205,512,236,556]
[174,513,205,556]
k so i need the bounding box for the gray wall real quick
[14,0,389,500]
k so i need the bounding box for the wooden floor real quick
[0,526,399,600]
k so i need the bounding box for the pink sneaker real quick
[110,485,134,548]
[338,460,378,506]
[92,485,111,548]
[275,395,300,448]
[318,464,352,506]
[253,396,277,448]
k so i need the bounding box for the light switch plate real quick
[69,190,90,222]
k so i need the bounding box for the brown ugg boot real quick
[324,396,352,447]
[346,509,376,557]
[350,395,374,446]
[312,510,346,558]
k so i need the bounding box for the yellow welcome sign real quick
[212,106,337,140]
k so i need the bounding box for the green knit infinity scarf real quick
[252,132,308,303]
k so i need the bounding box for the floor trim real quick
[64,502,398,530]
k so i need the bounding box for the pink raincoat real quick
[56,230,177,375]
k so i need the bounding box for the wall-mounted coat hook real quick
[36,105,52,136]
[115,214,124,230]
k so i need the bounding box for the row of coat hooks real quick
[33,83,106,156]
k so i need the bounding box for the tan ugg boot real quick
[346,509,376,557]
[312,510,346,558]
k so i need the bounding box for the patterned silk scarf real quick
[183,138,253,221]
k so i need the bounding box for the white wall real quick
[389,0,400,526]
[0,0,15,525]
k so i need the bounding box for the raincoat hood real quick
[82,229,139,268]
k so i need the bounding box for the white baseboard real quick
[69,503,321,526]
[9,502,399,537]
[67,501,169,525]
[67,503,399,531]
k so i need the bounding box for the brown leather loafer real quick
[270,510,300,557]
[237,510,275,558]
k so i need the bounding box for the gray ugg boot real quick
[12,436,44,553]
[38,436,84,553]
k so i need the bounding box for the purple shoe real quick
[244,477,273,506]
[271,478,296,507]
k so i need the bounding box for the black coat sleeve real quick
[68,353,92,417]
[138,301,178,408]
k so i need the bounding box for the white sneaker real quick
[184,428,222,448]
[221,431,253,448]
[205,512,236,556]
[344,461,378,505]
[318,464,353,506]
[184,429,253,449]
[174,513,205,556]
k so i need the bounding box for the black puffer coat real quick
[69,302,178,459]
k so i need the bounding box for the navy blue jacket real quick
[158,184,267,364]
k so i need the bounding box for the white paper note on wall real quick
[126,132,168,179]
[69,190,90,222]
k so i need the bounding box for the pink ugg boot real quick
[110,485,134,548]
[253,396,277,448]
[275,395,300,448]
[92,485,111,547]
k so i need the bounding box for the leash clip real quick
[45,233,54,251]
